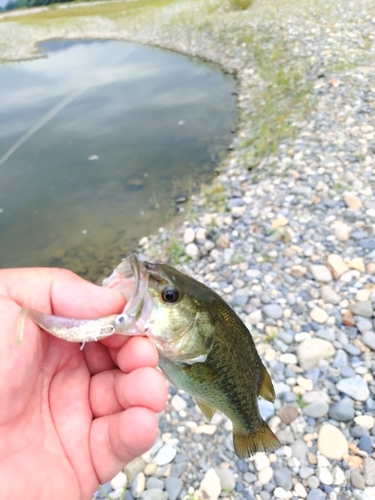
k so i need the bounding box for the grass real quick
[1,0,175,23]
[228,0,254,10]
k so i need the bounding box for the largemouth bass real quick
[17,254,280,457]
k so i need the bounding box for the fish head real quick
[142,260,215,363]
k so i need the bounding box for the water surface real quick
[0,39,236,279]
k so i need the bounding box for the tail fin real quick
[233,420,280,458]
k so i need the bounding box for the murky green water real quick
[0,39,236,279]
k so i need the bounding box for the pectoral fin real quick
[181,362,219,384]
[258,364,276,402]
[195,398,217,422]
[233,420,280,458]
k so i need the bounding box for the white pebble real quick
[110,471,127,490]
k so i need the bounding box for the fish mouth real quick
[103,254,153,332]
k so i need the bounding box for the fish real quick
[17,254,280,458]
[138,259,281,458]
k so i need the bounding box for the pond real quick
[0,39,237,280]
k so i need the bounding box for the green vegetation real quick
[228,0,253,11]
[2,0,175,23]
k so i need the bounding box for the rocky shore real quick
[1,0,375,499]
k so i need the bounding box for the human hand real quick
[0,268,168,500]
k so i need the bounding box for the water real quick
[0,39,237,279]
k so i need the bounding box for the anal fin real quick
[233,420,280,459]
[259,364,276,402]
[195,398,217,422]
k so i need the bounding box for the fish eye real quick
[161,287,180,303]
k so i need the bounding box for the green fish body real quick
[143,261,280,458]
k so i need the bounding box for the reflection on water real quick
[0,39,237,280]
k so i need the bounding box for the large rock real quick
[318,424,348,460]
[297,338,335,370]
[336,376,370,401]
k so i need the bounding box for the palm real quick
[0,268,167,500]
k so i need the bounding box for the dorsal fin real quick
[259,364,276,402]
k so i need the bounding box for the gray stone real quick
[350,300,373,318]
[155,446,177,466]
[303,402,329,418]
[336,376,370,401]
[297,338,335,370]
[342,342,361,355]
[140,490,168,500]
[146,478,164,490]
[290,439,309,462]
[351,469,365,490]
[258,399,275,420]
[273,467,292,491]
[362,331,375,350]
[351,426,370,438]
[359,436,374,454]
[332,349,348,367]
[262,303,283,320]
[340,366,356,378]
[329,399,355,421]
[277,429,294,445]
[315,328,335,342]
[170,461,187,478]
[165,477,183,500]
[307,477,320,490]
[306,488,326,500]
[299,467,314,479]
[364,458,375,486]
[356,319,373,333]
[310,265,332,283]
